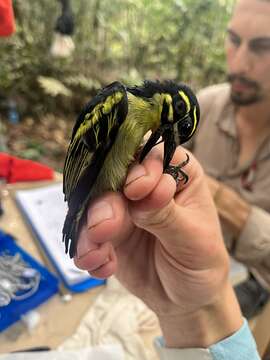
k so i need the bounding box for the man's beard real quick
[227,74,262,105]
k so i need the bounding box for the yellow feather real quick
[190,106,198,137]
[89,93,160,196]
[74,91,124,142]
[178,90,191,113]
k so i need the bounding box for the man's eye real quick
[249,39,270,54]
[227,30,241,47]
[228,34,241,47]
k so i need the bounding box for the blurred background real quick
[0,0,234,171]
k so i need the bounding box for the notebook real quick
[15,183,105,292]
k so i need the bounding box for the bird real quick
[62,80,200,258]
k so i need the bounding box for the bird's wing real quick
[63,81,128,203]
[63,81,128,257]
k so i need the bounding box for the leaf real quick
[65,75,101,90]
[37,76,72,97]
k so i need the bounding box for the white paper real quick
[0,345,124,360]
[15,184,90,285]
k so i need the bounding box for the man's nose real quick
[231,43,254,74]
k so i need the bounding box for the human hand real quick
[74,146,242,347]
[205,174,221,198]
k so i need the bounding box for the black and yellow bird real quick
[63,80,200,258]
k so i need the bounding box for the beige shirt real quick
[187,83,270,290]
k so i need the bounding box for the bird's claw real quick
[164,153,190,186]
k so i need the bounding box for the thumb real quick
[124,147,223,269]
[127,173,179,236]
[126,173,193,257]
[124,146,196,235]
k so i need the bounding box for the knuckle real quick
[133,202,177,231]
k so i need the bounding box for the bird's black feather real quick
[127,80,192,100]
[63,81,128,257]
[70,81,125,142]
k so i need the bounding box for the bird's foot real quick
[164,153,190,186]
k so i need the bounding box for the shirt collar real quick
[215,90,238,138]
[260,136,270,162]
[214,84,270,161]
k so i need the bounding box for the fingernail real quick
[125,164,146,186]
[87,201,114,229]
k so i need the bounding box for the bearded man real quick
[187,0,270,319]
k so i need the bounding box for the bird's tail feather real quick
[62,211,79,258]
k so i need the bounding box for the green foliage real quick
[0,0,234,116]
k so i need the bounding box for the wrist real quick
[158,281,243,348]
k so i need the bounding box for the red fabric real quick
[0,0,15,36]
[0,152,54,183]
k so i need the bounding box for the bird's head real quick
[159,82,200,146]
[138,81,200,168]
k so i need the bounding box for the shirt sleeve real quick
[154,319,261,360]
[234,206,270,290]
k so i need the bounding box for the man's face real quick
[225,0,270,105]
